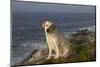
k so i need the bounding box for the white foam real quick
[79,26,95,32]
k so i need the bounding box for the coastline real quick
[12,26,96,66]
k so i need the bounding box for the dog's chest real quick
[45,33,56,45]
[46,34,54,42]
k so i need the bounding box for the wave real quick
[79,26,95,32]
[11,41,47,66]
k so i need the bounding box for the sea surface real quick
[11,12,95,65]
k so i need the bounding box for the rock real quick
[20,48,49,65]
[12,49,48,66]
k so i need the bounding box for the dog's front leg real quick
[46,46,52,59]
[54,46,59,59]
[53,38,59,59]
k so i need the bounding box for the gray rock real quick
[13,48,50,66]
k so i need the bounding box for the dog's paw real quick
[54,56,59,59]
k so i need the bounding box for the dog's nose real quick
[47,28,50,32]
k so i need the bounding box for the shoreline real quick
[12,26,96,66]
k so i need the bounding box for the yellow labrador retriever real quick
[42,21,71,59]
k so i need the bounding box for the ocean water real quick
[11,12,95,65]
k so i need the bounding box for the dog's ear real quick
[50,24,55,31]
[51,23,55,30]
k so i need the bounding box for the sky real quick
[11,0,95,13]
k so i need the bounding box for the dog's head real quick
[42,21,55,33]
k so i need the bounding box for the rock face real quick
[19,49,49,65]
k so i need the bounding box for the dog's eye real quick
[45,25,48,27]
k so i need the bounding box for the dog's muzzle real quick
[46,28,50,32]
